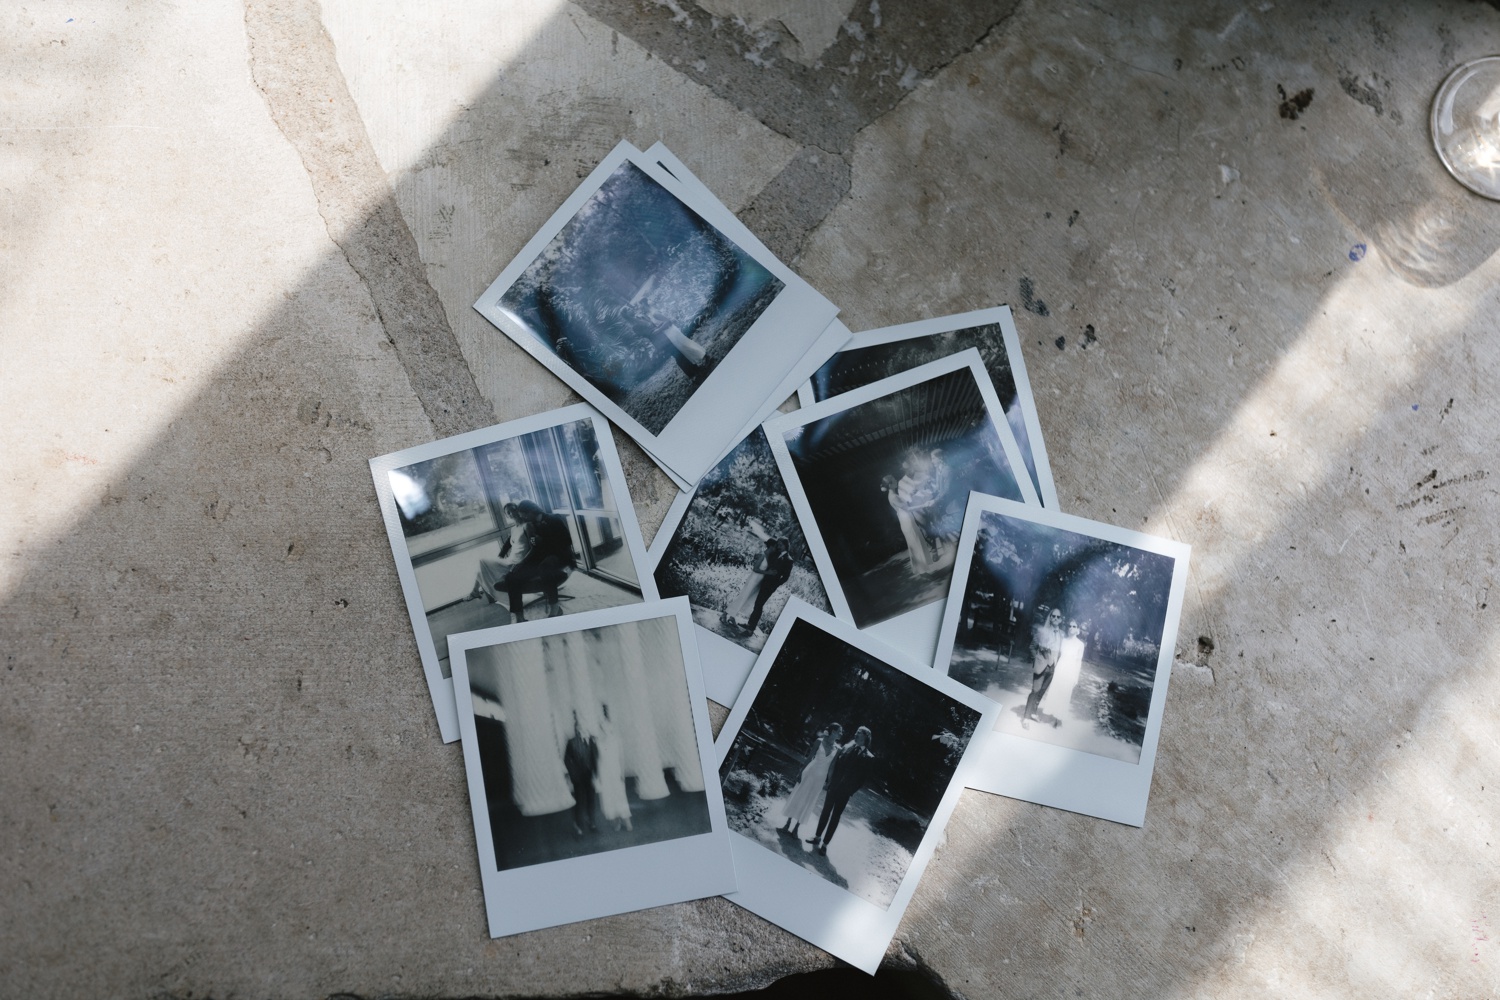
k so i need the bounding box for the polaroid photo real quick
[370,404,658,743]
[798,307,1057,508]
[766,349,1040,666]
[474,140,840,487]
[932,494,1191,826]
[714,600,998,973]
[648,426,835,708]
[450,599,736,937]
[640,142,853,450]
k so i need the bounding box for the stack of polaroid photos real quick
[369,143,1191,974]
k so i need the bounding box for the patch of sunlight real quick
[320,0,799,213]
[320,0,568,180]
[1150,243,1500,608]
[1181,635,1500,998]
[0,3,344,592]
[1158,249,1500,998]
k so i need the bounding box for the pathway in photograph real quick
[948,645,1148,763]
[490,780,711,872]
[689,605,772,654]
[844,551,952,628]
[730,786,918,910]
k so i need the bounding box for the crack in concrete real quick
[242,0,491,440]
[572,0,1022,257]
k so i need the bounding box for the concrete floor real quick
[5,1,1500,997]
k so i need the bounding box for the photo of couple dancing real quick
[881,446,960,578]
[780,365,1028,629]
[720,619,981,908]
[654,428,830,654]
[773,723,876,856]
[947,512,1179,762]
[467,618,712,871]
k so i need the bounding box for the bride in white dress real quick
[1038,621,1087,723]
[777,724,843,837]
[594,704,632,832]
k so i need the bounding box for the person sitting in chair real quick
[502,500,577,621]
[471,502,531,604]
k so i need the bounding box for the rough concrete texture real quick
[4,0,1500,997]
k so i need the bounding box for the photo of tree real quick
[498,161,783,434]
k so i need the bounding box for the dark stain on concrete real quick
[1277,84,1314,120]
[1019,276,1050,316]
[572,0,1022,153]
[1082,324,1098,348]
[1338,68,1397,122]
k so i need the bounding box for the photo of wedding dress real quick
[777,725,842,836]
[1037,622,1087,723]
[883,449,956,576]
[595,705,632,832]
[724,519,772,624]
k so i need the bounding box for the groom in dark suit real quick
[563,712,598,835]
[807,726,877,855]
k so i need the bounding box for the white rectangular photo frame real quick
[647,426,836,708]
[714,600,998,973]
[450,598,736,937]
[797,307,1058,508]
[766,349,1040,666]
[474,140,840,487]
[370,403,658,742]
[931,494,1191,826]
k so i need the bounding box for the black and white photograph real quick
[649,426,833,706]
[370,404,656,742]
[449,600,734,938]
[475,141,840,487]
[767,350,1039,662]
[932,495,1190,825]
[713,602,996,973]
[798,307,1057,508]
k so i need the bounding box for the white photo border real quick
[931,494,1192,826]
[712,599,999,973]
[796,307,1057,509]
[766,348,1040,666]
[451,597,737,938]
[473,140,839,487]
[369,403,659,743]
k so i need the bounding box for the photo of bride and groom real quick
[881,446,960,578]
[653,428,831,655]
[945,512,1180,763]
[466,618,713,871]
[776,362,1031,630]
[719,618,981,909]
